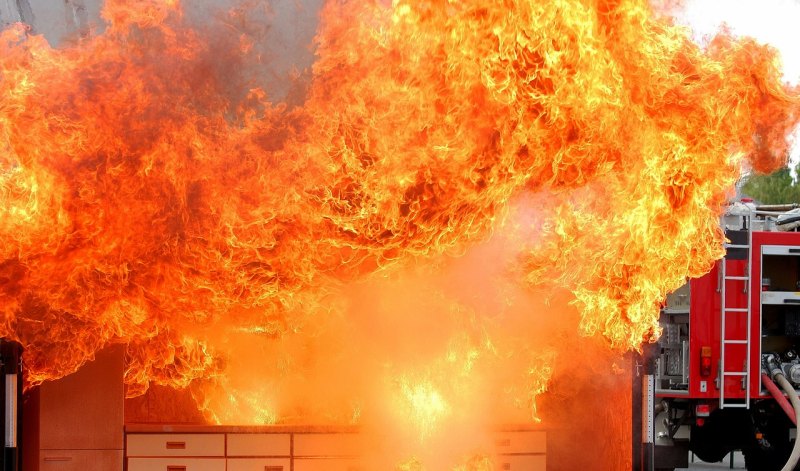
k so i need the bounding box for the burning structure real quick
[1,0,799,469]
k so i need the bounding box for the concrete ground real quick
[678,451,745,470]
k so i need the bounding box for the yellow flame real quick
[398,377,452,442]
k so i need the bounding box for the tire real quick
[690,405,792,469]
[744,403,793,471]
[690,414,730,463]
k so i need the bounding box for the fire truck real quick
[654,201,800,471]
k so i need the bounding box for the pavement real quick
[679,451,745,470]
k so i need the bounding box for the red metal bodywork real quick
[667,230,800,402]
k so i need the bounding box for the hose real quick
[773,373,800,471]
[757,204,800,212]
[762,373,797,426]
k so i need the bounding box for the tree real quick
[741,167,800,204]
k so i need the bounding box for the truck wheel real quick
[690,419,729,462]
[744,403,793,471]
[741,428,792,470]
[690,408,751,463]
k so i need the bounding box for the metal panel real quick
[4,373,16,448]
[687,266,721,398]
[762,245,800,256]
[761,291,800,304]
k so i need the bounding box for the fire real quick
[1,0,800,467]
[396,378,451,442]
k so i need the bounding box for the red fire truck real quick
[654,202,800,471]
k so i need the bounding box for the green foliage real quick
[741,167,800,204]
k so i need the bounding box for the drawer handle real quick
[167,467,187,471]
[265,467,284,471]
[43,456,73,462]
[495,438,511,447]
[166,441,187,450]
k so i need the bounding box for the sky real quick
[678,0,800,169]
[680,0,800,83]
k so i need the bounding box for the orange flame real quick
[1,0,799,463]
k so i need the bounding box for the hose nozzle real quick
[763,353,784,379]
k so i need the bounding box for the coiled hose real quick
[773,373,800,471]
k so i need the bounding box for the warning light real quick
[700,346,712,377]
[696,404,711,417]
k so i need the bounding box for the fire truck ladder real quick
[719,215,752,409]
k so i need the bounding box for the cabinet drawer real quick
[495,454,546,470]
[293,434,363,457]
[41,449,122,471]
[227,433,290,456]
[227,458,291,471]
[493,431,546,454]
[293,458,364,471]
[127,434,225,457]
[127,457,225,471]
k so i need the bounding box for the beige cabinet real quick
[124,428,546,471]
[292,433,364,471]
[127,457,226,471]
[293,457,365,471]
[39,450,122,471]
[125,431,294,470]
[227,458,291,471]
[293,433,364,457]
[494,430,546,471]
[495,454,546,470]
[126,433,225,457]
[26,346,125,471]
[227,433,291,457]
[493,430,546,454]
[126,433,226,471]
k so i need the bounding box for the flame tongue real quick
[0,0,799,437]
